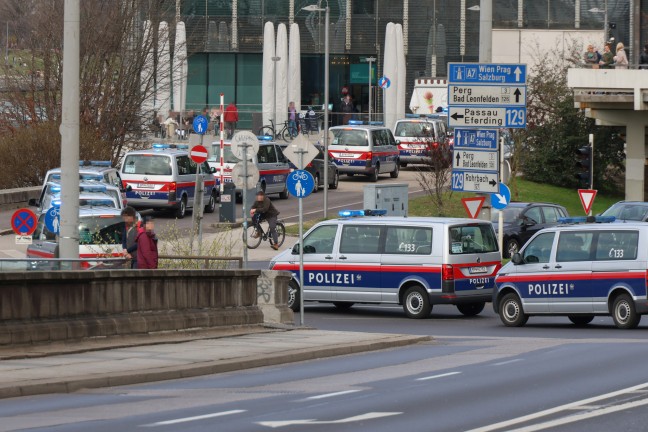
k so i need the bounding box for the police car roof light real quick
[79,160,112,167]
[51,200,62,207]
[338,209,387,218]
[558,216,616,224]
[405,113,445,120]
[348,120,364,125]
[368,121,384,126]
[50,185,61,193]
[152,143,189,150]
[79,184,107,193]
[257,135,273,141]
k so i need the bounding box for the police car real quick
[328,122,400,182]
[494,217,648,329]
[29,181,125,214]
[270,210,501,318]
[44,160,124,192]
[392,115,450,167]
[120,143,218,218]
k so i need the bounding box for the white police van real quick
[120,143,218,218]
[44,160,124,192]
[270,210,501,318]
[494,217,648,329]
[392,115,450,167]
[328,122,400,182]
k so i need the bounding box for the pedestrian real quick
[163,110,178,139]
[210,106,221,134]
[136,216,159,269]
[640,44,648,69]
[583,44,599,68]
[599,43,614,69]
[341,94,354,125]
[613,42,629,69]
[224,101,239,138]
[288,101,298,137]
[250,190,281,250]
[121,206,139,269]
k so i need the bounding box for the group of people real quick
[157,102,239,140]
[583,41,647,69]
[121,207,159,269]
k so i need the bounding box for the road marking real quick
[305,389,362,400]
[492,359,523,366]
[416,371,461,381]
[258,412,402,428]
[466,381,648,432]
[143,410,246,426]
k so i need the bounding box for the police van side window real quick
[556,231,594,262]
[176,156,196,175]
[302,225,338,254]
[522,232,555,263]
[385,226,432,255]
[340,225,382,254]
[594,231,638,260]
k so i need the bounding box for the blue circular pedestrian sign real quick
[286,170,315,198]
[491,183,511,210]
[378,76,391,89]
[192,115,208,135]
[44,206,61,235]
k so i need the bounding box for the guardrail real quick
[158,254,243,269]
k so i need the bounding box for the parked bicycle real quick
[246,217,286,249]
[258,119,298,142]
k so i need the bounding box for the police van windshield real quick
[331,129,369,147]
[449,224,498,254]
[78,216,124,245]
[122,155,172,175]
[394,122,436,138]
[209,145,239,164]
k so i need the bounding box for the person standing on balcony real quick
[613,42,628,69]
[640,44,648,69]
[599,44,614,69]
[224,101,239,138]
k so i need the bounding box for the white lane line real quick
[492,359,523,366]
[306,389,362,400]
[143,410,246,427]
[466,381,648,432]
[416,371,461,381]
[258,412,402,428]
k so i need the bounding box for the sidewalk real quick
[0,325,431,399]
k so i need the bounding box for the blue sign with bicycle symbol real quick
[45,206,61,235]
[286,170,314,198]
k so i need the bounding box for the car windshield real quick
[209,145,239,164]
[331,129,369,146]
[78,216,124,245]
[449,224,499,254]
[122,155,172,175]
[394,122,435,138]
[491,207,524,223]
[601,203,648,221]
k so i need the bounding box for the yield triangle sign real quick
[462,196,486,219]
[578,189,597,214]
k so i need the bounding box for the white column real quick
[479,0,492,62]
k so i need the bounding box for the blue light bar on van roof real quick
[152,143,189,150]
[50,173,103,181]
[338,209,387,217]
[51,200,61,207]
[405,113,446,119]
[368,121,384,126]
[348,120,364,125]
[79,184,107,193]
[50,185,61,193]
[79,160,111,167]
[558,216,616,224]
[257,135,273,141]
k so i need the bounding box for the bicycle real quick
[246,217,286,249]
[258,119,298,142]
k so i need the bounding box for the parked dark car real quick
[491,202,569,258]
[600,201,648,222]
[280,144,339,192]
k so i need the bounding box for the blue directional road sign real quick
[453,129,499,150]
[451,170,499,194]
[448,63,527,84]
[192,115,208,135]
[491,183,511,210]
[44,206,61,235]
[286,170,314,198]
[448,106,526,128]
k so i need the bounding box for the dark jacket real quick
[600,51,614,69]
[136,229,159,269]
[251,197,279,218]
[640,50,648,69]
[122,223,139,265]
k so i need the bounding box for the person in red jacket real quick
[136,216,159,269]
[224,101,239,138]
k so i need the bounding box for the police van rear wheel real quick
[279,186,289,199]
[500,293,528,327]
[288,280,300,312]
[390,162,399,178]
[175,196,187,219]
[204,191,217,213]
[329,171,339,189]
[403,286,432,319]
[369,165,379,182]
[612,294,641,329]
[568,315,594,326]
[457,302,485,316]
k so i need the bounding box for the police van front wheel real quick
[403,286,432,319]
[612,294,641,329]
[288,280,300,312]
[499,293,528,327]
[568,315,594,326]
[457,302,485,316]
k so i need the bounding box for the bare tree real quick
[414,129,453,216]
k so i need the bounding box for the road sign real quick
[448,106,527,128]
[44,206,60,235]
[451,170,498,193]
[578,189,597,214]
[491,183,511,210]
[448,63,527,84]
[192,115,208,135]
[11,208,38,235]
[449,85,526,106]
[453,129,499,150]
[378,76,391,89]
[453,149,498,172]
[231,162,260,190]
[286,170,314,198]
[15,235,32,245]
[282,134,319,170]
[190,145,208,164]
[230,131,259,161]
[462,197,486,219]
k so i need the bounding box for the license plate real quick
[339,153,356,158]
[137,183,155,189]
[469,266,487,274]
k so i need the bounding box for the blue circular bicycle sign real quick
[286,170,315,198]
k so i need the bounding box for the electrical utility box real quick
[363,183,409,216]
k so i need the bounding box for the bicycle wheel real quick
[258,126,274,138]
[281,127,295,142]
[245,223,263,249]
[273,222,286,247]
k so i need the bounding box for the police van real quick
[328,122,400,182]
[120,144,218,218]
[44,160,124,192]
[392,115,450,167]
[30,181,125,214]
[270,210,501,318]
[493,217,648,329]
[208,137,290,199]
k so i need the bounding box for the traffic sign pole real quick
[298,150,305,327]
[499,138,505,253]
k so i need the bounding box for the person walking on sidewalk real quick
[224,101,239,139]
[250,191,280,250]
[121,206,139,269]
[136,216,159,269]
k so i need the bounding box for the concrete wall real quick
[0,186,40,212]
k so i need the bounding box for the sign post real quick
[364,56,377,122]
[190,115,208,254]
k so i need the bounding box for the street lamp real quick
[589,0,608,47]
[303,1,329,218]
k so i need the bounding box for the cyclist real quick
[250,190,281,250]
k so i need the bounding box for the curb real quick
[0,334,431,399]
